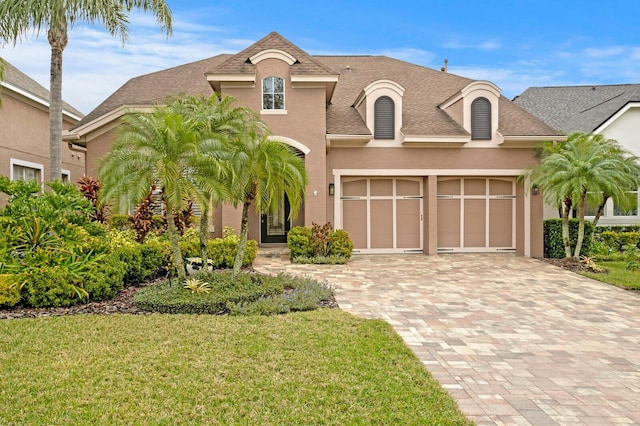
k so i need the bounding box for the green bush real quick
[84,253,127,301]
[21,266,85,308]
[110,214,131,230]
[0,274,21,308]
[140,243,166,280]
[619,232,640,249]
[287,226,313,259]
[543,219,594,258]
[288,224,353,263]
[600,231,620,250]
[206,235,257,268]
[133,272,285,314]
[330,229,353,259]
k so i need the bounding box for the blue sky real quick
[2,0,639,114]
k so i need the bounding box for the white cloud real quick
[442,40,502,51]
[583,46,625,58]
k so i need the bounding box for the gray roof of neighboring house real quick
[513,84,640,133]
[0,58,84,118]
[73,32,561,138]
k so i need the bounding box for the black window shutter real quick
[374,96,395,139]
[471,97,491,140]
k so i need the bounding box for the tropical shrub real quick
[182,227,257,269]
[21,266,85,308]
[329,229,354,259]
[544,219,594,259]
[619,232,640,249]
[600,231,620,250]
[288,223,353,263]
[83,253,127,301]
[287,226,313,259]
[0,274,20,308]
[110,214,131,230]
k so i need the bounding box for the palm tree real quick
[521,132,640,259]
[98,104,219,281]
[169,94,265,267]
[0,0,172,182]
[224,132,307,278]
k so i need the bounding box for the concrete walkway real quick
[254,253,640,425]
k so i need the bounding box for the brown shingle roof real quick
[74,55,230,128]
[1,58,84,118]
[208,32,335,76]
[73,33,562,138]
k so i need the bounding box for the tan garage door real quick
[437,178,516,252]
[342,177,423,253]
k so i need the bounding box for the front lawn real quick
[0,310,471,425]
[580,261,640,290]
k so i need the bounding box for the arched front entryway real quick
[260,137,308,244]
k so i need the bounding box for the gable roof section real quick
[1,58,84,120]
[72,33,562,140]
[319,55,560,137]
[73,55,230,129]
[514,84,640,133]
[207,32,335,77]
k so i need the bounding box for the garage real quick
[437,177,516,252]
[341,177,423,253]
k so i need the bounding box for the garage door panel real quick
[464,199,486,247]
[490,199,513,247]
[343,200,367,249]
[438,199,460,247]
[490,179,513,196]
[397,179,421,196]
[343,179,367,197]
[397,199,421,248]
[465,179,486,196]
[371,200,393,248]
[371,179,393,196]
[438,178,515,252]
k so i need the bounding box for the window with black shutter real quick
[471,97,491,140]
[374,96,395,139]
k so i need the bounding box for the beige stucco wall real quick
[327,146,544,257]
[0,90,84,189]
[221,57,328,242]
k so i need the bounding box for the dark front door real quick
[261,193,291,243]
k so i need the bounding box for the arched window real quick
[471,97,491,140]
[374,96,395,139]
[262,76,284,110]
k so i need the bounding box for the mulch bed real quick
[1,279,339,320]
[538,257,607,273]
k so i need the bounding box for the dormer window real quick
[471,97,491,140]
[374,96,395,139]
[262,76,284,110]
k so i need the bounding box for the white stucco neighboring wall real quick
[596,104,640,156]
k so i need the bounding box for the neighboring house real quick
[67,32,563,256]
[0,59,85,202]
[514,84,640,225]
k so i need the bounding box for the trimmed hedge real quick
[287,224,353,262]
[133,272,286,314]
[0,274,20,308]
[544,219,594,258]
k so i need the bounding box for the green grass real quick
[0,310,471,425]
[580,261,640,290]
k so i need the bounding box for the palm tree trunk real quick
[573,192,587,259]
[562,196,572,258]
[47,18,68,182]
[232,201,251,279]
[166,210,186,281]
[592,195,609,228]
[199,204,209,270]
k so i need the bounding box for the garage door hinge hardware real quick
[402,196,423,199]
[340,196,361,200]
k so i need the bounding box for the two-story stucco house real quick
[66,32,564,257]
[0,59,85,200]
[515,84,640,225]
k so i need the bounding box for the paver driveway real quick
[254,253,640,425]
